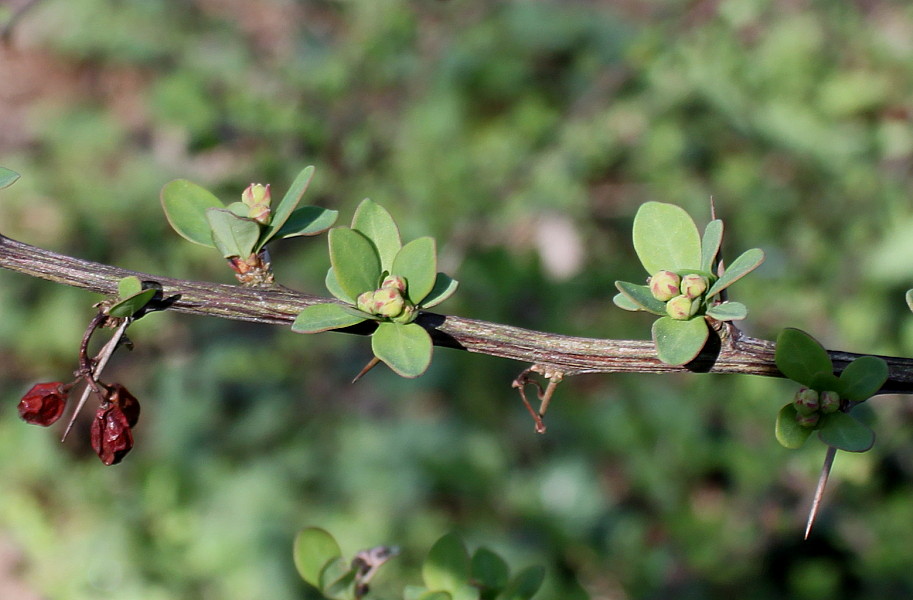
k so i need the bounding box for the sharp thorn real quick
[352,357,381,383]
[805,446,837,539]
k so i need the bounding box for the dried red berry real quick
[90,403,134,465]
[108,383,140,428]
[18,382,69,426]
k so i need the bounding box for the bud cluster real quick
[355,276,416,323]
[648,270,710,321]
[793,387,841,428]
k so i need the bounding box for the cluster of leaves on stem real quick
[614,202,765,365]
[292,199,459,378]
[293,528,543,600]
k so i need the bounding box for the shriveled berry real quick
[108,383,140,428]
[18,382,69,426]
[90,403,134,466]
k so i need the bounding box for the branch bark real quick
[2,233,912,394]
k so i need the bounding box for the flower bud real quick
[18,382,69,426]
[356,291,376,314]
[371,287,405,318]
[241,183,271,224]
[391,301,417,324]
[680,274,709,299]
[649,270,681,301]
[90,403,134,466]
[380,275,407,293]
[793,387,819,415]
[665,295,692,320]
[819,390,840,414]
[795,411,820,428]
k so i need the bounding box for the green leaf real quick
[705,301,748,321]
[906,289,913,313]
[260,165,315,247]
[225,201,249,218]
[705,248,765,297]
[614,281,667,316]
[372,322,433,378]
[0,167,20,190]
[117,276,143,299]
[292,303,368,333]
[108,289,157,318]
[423,532,470,594]
[775,403,813,449]
[161,179,224,247]
[319,556,356,600]
[613,292,642,312]
[421,273,459,309]
[651,316,709,366]
[293,528,343,588]
[838,355,888,402]
[818,411,875,452]
[393,237,437,305]
[417,593,453,600]
[275,206,338,239]
[700,219,724,273]
[405,586,431,600]
[810,372,841,392]
[499,565,545,600]
[329,227,382,300]
[206,208,261,258]
[632,201,702,275]
[775,328,833,387]
[471,548,509,595]
[325,268,354,304]
[352,198,402,272]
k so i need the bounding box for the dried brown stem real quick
[2,233,913,394]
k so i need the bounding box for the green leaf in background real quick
[632,202,702,275]
[651,316,709,365]
[613,292,642,312]
[906,289,913,313]
[292,303,368,334]
[421,273,459,309]
[0,167,20,190]
[775,403,813,449]
[352,198,402,272]
[838,355,888,402]
[392,237,437,305]
[422,532,471,594]
[205,208,261,259]
[329,227,382,300]
[275,206,338,239]
[614,281,667,315]
[260,165,315,247]
[160,179,224,248]
[471,547,509,596]
[817,411,875,452]
[705,301,748,321]
[319,556,356,600]
[293,527,343,589]
[325,267,354,304]
[775,328,833,388]
[499,565,546,600]
[705,248,765,297]
[417,592,453,600]
[700,219,724,273]
[372,322,433,378]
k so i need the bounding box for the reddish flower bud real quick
[18,382,69,426]
[90,403,134,466]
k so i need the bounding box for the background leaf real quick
[705,248,765,297]
[275,206,338,239]
[160,179,224,247]
[818,411,876,452]
[775,328,833,387]
[372,322,433,378]
[352,198,402,272]
[206,208,261,258]
[0,167,20,190]
[292,303,368,334]
[651,316,709,365]
[499,565,546,600]
[775,403,813,449]
[700,219,724,273]
[329,227,382,300]
[471,547,509,595]
[392,237,437,305]
[838,355,889,402]
[422,532,471,593]
[260,165,315,247]
[632,201,702,274]
[293,528,342,588]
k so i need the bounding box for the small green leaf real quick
[613,292,642,312]
[632,201,702,275]
[275,206,338,239]
[705,248,765,297]
[118,276,143,299]
[372,322,433,378]
[705,301,748,321]
[325,267,354,304]
[161,179,224,247]
[421,273,459,309]
[329,227,382,300]
[319,556,356,600]
[775,328,834,387]
[206,208,261,258]
[393,237,437,305]
[651,316,709,366]
[108,289,157,318]
[293,528,342,588]
[810,372,841,392]
[700,219,724,273]
[906,289,913,313]
[775,403,813,449]
[838,355,888,402]
[818,411,875,452]
[225,201,249,218]
[260,165,315,247]
[422,532,471,594]
[352,198,402,272]
[471,548,509,595]
[500,565,546,600]
[292,303,368,333]
[614,281,667,316]
[0,167,20,190]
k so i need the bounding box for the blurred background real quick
[2,0,913,598]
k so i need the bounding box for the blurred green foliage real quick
[3,1,913,598]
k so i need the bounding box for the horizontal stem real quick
[2,233,912,394]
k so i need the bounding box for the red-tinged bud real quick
[90,403,134,466]
[820,390,841,414]
[241,183,271,224]
[649,271,681,301]
[795,411,820,428]
[380,275,407,293]
[793,387,819,415]
[371,287,405,318]
[18,382,69,426]
[108,383,140,428]
[665,295,692,320]
[680,274,708,299]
